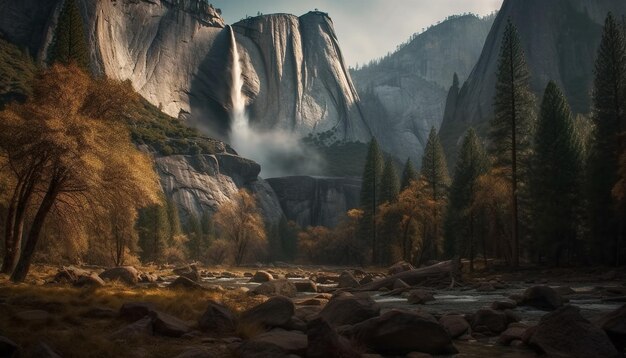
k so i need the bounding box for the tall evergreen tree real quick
[531,82,583,265]
[444,128,488,269]
[490,19,535,267]
[420,127,450,261]
[136,203,170,263]
[400,158,418,190]
[186,214,204,261]
[588,13,626,265]
[166,198,182,240]
[359,138,384,263]
[379,159,400,204]
[49,0,90,69]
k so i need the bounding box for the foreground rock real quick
[252,279,297,297]
[595,304,626,353]
[319,293,380,326]
[439,314,470,339]
[348,310,457,355]
[198,301,237,334]
[471,309,509,335]
[527,305,619,358]
[388,261,415,275]
[116,302,191,338]
[250,271,274,283]
[150,310,191,337]
[306,318,360,358]
[111,316,153,340]
[249,330,307,356]
[519,285,563,311]
[240,296,295,329]
[337,271,360,289]
[169,276,206,290]
[99,266,139,285]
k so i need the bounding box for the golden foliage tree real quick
[213,189,267,266]
[0,64,160,281]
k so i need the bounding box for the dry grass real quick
[0,270,263,358]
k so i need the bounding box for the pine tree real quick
[186,214,204,261]
[136,203,170,263]
[166,198,182,241]
[49,0,90,69]
[490,19,535,267]
[359,138,384,263]
[379,160,400,204]
[420,127,450,261]
[400,158,418,190]
[588,13,626,265]
[444,128,488,269]
[531,82,583,265]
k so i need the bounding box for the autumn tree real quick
[0,64,160,281]
[213,189,266,266]
[588,13,626,265]
[49,0,90,69]
[490,19,535,267]
[419,127,450,262]
[530,82,583,265]
[444,128,488,270]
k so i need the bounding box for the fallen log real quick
[354,260,461,292]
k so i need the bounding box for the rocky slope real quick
[439,0,626,165]
[351,14,494,164]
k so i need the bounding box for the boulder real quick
[119,302,157,322]
[295,306,323,322]
[293,280,317,293]
[491,299,517,310]
[150,310,192,337]
[497,324,528,346]
[306,318,360,358]
[240,296,295,328]
[439,314,470,339]
[349,310,457,355]
[173,264,198,276]
[319,293,380,326]
[472,309,508,335]
[296,298,327,306]
[250,330,308,356]
[337,271,360,289]
[595,304,626,352]
[99,266,139,285]
[520,285,564,311]
[528,305,619,358]
[198,301,237,333]
[388,261,415,275]
[250,271,274,283]
[252,279,297,297]
[0,336,18,358]
[169,276,206,290]
[407,290,435,305]
[111,316,153,339]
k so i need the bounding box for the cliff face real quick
[351,14,494,164]
[266,176,361,228]
[439,0,626,165]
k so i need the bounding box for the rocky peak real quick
[161,0,225,27]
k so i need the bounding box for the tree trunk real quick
[1,186,19,273]
[11,177,61,283]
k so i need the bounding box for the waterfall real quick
[228,26,250,149]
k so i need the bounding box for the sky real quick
[211,0,503,67]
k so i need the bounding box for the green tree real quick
[420,127,450,261]
[379,159,400,204]
[531,82,583,266]
[186,214,205,261]
[444,128,488,270]
[49,0,90,69]
[137,203,170,263]
[588,13,626,265]
[400,158,418,190]
[489,19,535,267]
[166,198,182,240]
[359,138,384,263]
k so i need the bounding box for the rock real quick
[491,299,517,310]
[296,298,327,306]
[74,272,106,287]
[28,342,62,358]
[595,304,626,352]
[250,271,274,283]
[393,279,410,289]
[80,307,117,319]
[0,336,18,357]
[139,272,158,283]
[119,302,157,322]
[111,316,153,339]
[359,275,374,285]
[172,347,215,358]
[295,306,323,322]
[337,271,360,289]
[252,279,297,297]
[528,305,619,358]
[251,330,308,355]
[240,296,295,329]
[349,309,457,355]
[13,310,50,324]
[407,290,435,305]
[198,301,237,333]
[150,310,192,337]
[439,314,470,339]
[319,293,380,326]
[497,325,527,346]
[293,280,317,293]
[520,285,564,311]
[306,318,360,358]
[99,266,139,285]
[472,309,508,335]
[169,276,206,290]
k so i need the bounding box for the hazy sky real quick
[211,0,503,67]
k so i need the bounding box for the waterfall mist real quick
[227,26,323,178]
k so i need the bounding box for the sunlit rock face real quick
[266,176,361,228]
[351,14,494,165]
[439,0,626,166]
